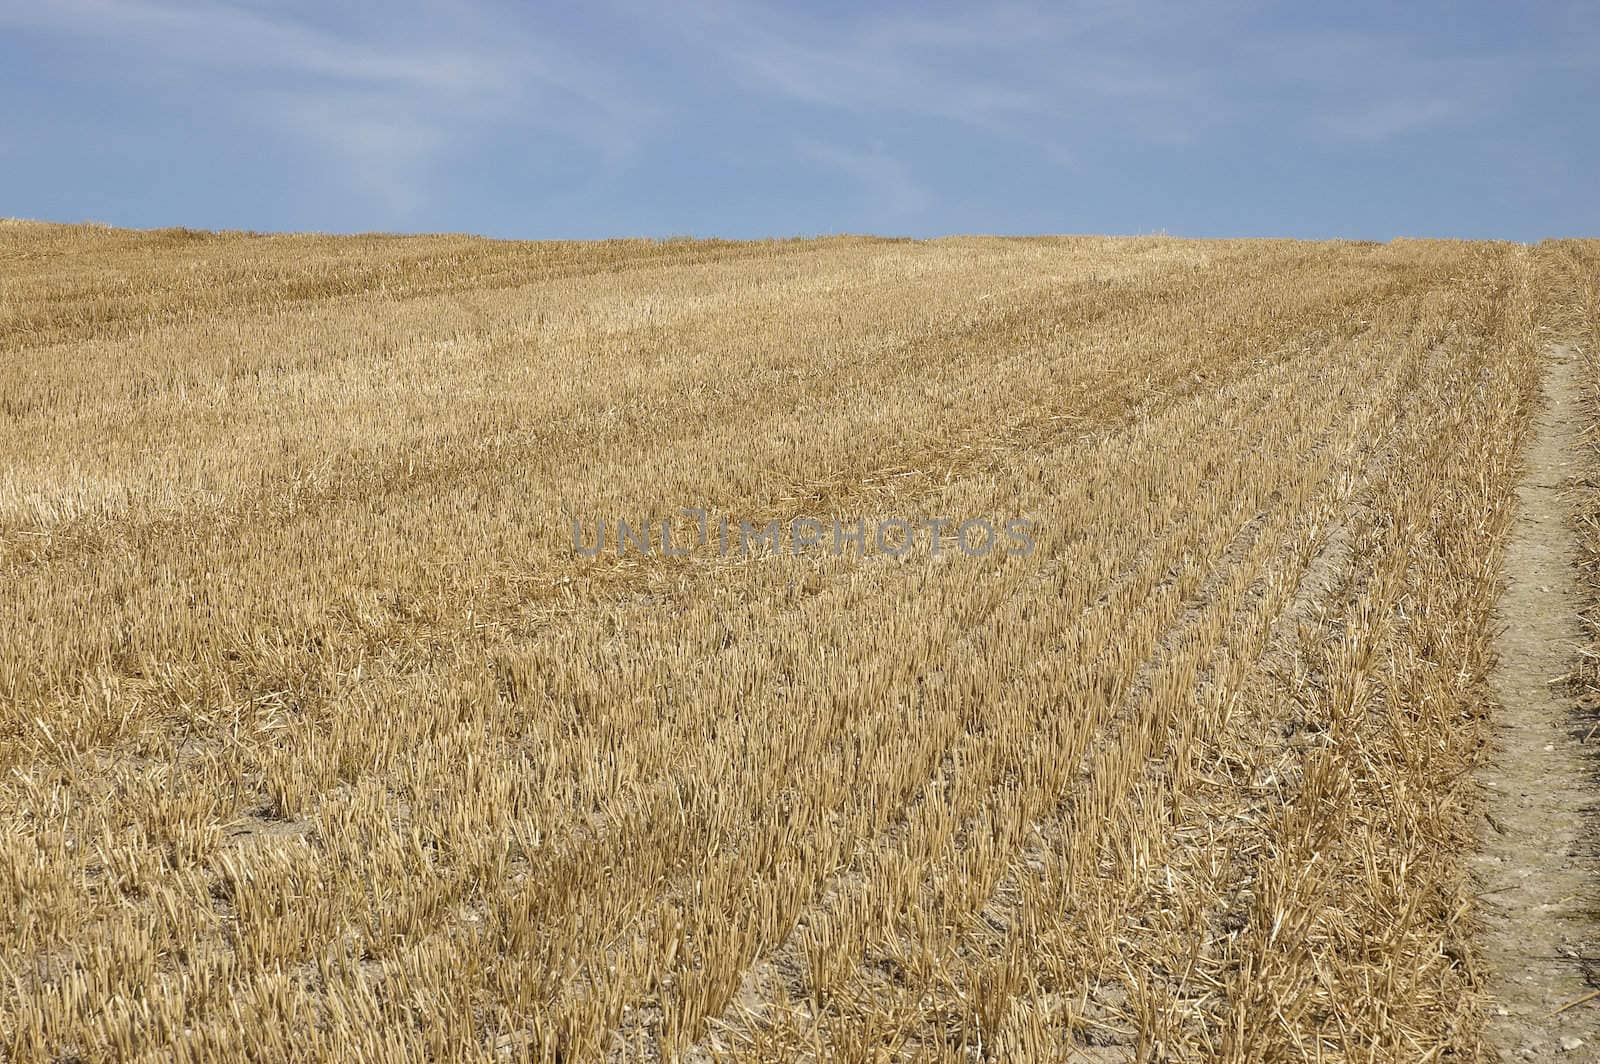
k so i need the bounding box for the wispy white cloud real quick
[0,0,660,216]
[1239,28,1524,143]
[794,140,933,219]
[0,0,507,93]
[1320,98,1461,142]
[626,0,1558,153]
[650,0,1221,145]
[258,90,446,214]
[3,0,1593,237]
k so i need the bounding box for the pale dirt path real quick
[1476,344,1600,1060]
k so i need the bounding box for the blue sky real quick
[2,1,1596,240]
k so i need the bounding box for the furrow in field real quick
[1030,267,1537,1060]
[93,305,1318,1056]
[689,295,1428,1061]
[3,264,1388,1056]
[0,234,1544,1062]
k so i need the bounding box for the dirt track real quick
[1478,343,1600,1059]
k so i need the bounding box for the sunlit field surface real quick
[4,221,1598,1060]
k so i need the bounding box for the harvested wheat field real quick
[3,222,1600,1061]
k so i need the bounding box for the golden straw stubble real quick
[0,221,1587,1060]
